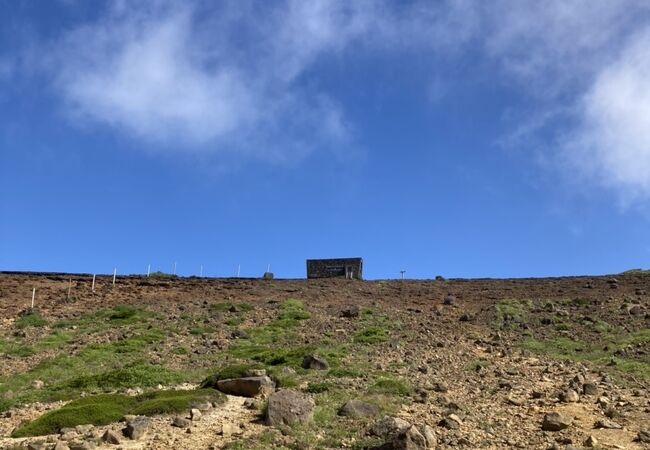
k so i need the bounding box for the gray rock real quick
[172,417,191,428]
[341,305,360,318]
[582,383,598,396]
[636,429,650,443]
[542,412,572,431]
[370,425,428,450]
[243,398,261,410]
[443,295,456,305]
[216,376,275,397]
[338,399,379,418]
[53,443,71,450]
[101,429,121,444]
[559,389,579,403]
[594,418,622,429]
[420,425,437,448]
[438,414,462,430]
[584,435,598,447]
[371,416,412,438]
[266,389,314,426]
[190,408,202,421]
[122,416,151,440]
[301,355,329,370]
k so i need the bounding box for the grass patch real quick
[369,376,413,397]
[494,299,531,328]
[354,326,389,344]
[12,389,225,437]
[15,310,48,329]
[465,359,490,371]
[521,329,650,381]
[65,363,187,390]
[327,367,362,378]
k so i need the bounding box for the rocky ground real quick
[0,272,648,449]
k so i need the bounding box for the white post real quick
[112,268,117,286]
[147,264,151,277]
[267,264,271,273]
[67,278,72,300]
[173,262,177,275]
[31,288,35,309]
[92,274,96,292]
[237,264,241,277]
[200,265,203,277]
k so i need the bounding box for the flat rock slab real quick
[216,376,275,397]
[338,399,379,418]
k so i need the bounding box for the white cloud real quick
[565,29,650,203]
[47,0,364,161]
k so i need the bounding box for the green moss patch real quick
[12,389,225,437]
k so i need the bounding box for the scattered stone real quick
[370,425,428,450]
[341,305,360,318]
[443,295,456,305]
[542,412,572,431]
[583,435,598,447]
[338,399,379,418]
[635,429,650,443]
[559,389,579,403]
[53,443,71,450]
[628,304,643,315]
[219,422,239,437]
[582,383,598,396]
[122,416,151,440]
[31,380,44,390]
[216,376,275,397]
[266,389,314,426]
[190,408,202,421]
[231,329,248,339]
[68,442,96,450]
[438,414,462,429]
[595,418,622,429]
[301,354,329,370]
[370,416,412,437]
[243,398,262,410]
[420,424,437,448]
[172,417,191,428]
[101,430,121,445]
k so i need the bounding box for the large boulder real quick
[216,376,275,397]
[266,389,314,427]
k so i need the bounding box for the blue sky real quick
[1,0,650,279]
